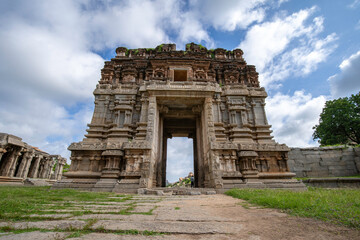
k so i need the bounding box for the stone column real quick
[52,157,60,180]
[54,158,66,180]
[29,155,42,178]
[16,150,31,178]
[0,147,13,176]
[44,157,53,179]
[45,158,55,179]
[5,148,22,177]
[37,158,45,178]
[139,95,149,122]
[19,151,35,179]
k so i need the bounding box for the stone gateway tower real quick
[55,43,304,193]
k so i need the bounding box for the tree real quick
[313,93,360,146]
[62,163,70,173]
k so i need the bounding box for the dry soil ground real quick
[0,194,359,240]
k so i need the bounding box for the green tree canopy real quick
[313,93,360,146]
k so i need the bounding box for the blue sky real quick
[0,0,359,182]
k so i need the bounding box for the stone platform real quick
[302,178,360,188]
[53,178,307,194]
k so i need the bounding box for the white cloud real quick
[266,91,327,147]
[261,33,337,87]
[166,138,194,183]
[0,0,217,161]
[0,91,94,160]
[278,0,289,5]
[190,0,268,31]
[328,50,360,98]
[239,7,337,89]
[348,0,360,8]
[87,0,172,49]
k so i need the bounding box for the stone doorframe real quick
[156,113,204,188]
[142,84,218,189]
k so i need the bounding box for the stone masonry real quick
[53,43,304,193]
[0,133,66,183]
[288,146,360,178]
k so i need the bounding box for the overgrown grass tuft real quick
[225,188,360,229]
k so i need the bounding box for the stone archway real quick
[156,115,204,188]
[55,43,305,193]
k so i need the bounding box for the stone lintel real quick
[258,172,296,178]
[102,150,124,156]
[123,141,152,150]
[68,142,106,151]
[63,171,102,178]
[238,151,258,157]
[5,134,25,147]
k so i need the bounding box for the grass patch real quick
[0,226,49,234]
[0,186,133,221]
[174,207,180,210]
[225,188,360,229]
[0,225,165,238]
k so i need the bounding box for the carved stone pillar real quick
[139,95,149,122]
[38,157,48,179]
[16,150,34,178]
[7,148,22,177]
[29,155,42,178]
[53,157,66,180]
[45,158,55,179]
[57,158,66,180]
[52,157,59,180]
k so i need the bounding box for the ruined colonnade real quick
[0,133,66,182]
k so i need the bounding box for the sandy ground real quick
[0,194,359,240]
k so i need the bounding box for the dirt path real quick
[0,194,359,239]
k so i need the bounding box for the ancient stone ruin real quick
[54,43,304,193]
[0,133,66,184]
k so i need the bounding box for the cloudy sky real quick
[0,0,359,182]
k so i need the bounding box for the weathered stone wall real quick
[288,146,360,177]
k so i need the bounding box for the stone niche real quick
[53,43,305,193]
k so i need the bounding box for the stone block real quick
[355,158,360,172]
[206,190,216,195]
[137,188,146,195]
[307,170,331,177]
[163,190,173,196]
[24,178,51,186]
[189,191,201,195]
[328,166,347,170]
[341,155,356,161]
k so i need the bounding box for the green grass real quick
[0,186,164,237]
[0,186,133,221]
[0,225,165,238]
[225,188,360,229]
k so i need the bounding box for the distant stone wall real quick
[288,146,360,177]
